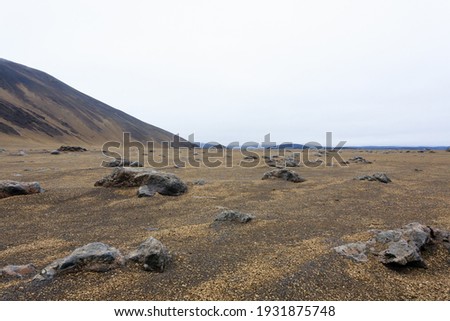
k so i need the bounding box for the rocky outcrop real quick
[0,180,44,199]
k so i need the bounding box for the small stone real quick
[214,210,254,223]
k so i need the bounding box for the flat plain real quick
[0,147,449,300]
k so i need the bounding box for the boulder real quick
[0,264,36,278]
[50,150,60,155]
[58,145,87,152]
[262,169,306,183]
[96,168,188,197]
[35,242,124,281]
[140,172,188,196]
[214,210,254,223]
[103,159,131,167]
[95,168,157,187]
[0,180,44,199]
[348,156,372,164]
[57,146,87,152]
[126,237,169,272]
[335,222,446,268]
[356,173,391,183]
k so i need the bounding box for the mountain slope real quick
[0,58,176,146]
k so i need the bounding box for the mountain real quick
[0,58,177,146]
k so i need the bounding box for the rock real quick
[243,155,258,160]
[0,264,37,278]
[373,173,392,183]
[378,240,425,267]
[126,237,169,272]
[104,159,131,167]
[262,169,306,183]
[57,145,87,152]
[140,172,188,196]
[336,222,446,268]
[193,179,206,185]
[50,150,61,155]
[0,180,44,199]
[95,168,157,187]
[214,210,254,223]
[96,168,188,197]
[348,156,372,164]
[35,242,124,281]
[356,173,391,183]
[333,242,368,262]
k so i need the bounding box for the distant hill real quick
[0,58,179,146]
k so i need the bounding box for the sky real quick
[1,0,449,146]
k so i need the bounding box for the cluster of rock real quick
[262,168,306,183]
[348,156,372,164]
[0,180,44,199]
[57,146,87,152]
[103,158,143,167]
[334,222,450,267]
[30,237,169,282]
[356,173,391,183]
[95,167,188,198]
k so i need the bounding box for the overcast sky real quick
[1,0,449,146]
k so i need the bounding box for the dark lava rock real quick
[0,264,37,278]
[126,237,169,272]
[95,168,157,187]
[348,156,372,164]
[356,173,391,183]
[334,222,447,268]
[262,169,306,183]
[34,242,124,281]
[57,145,87,152]
[96,168,188,197]
[0,180,44,199]
[50,150,60,155]
[214,210,254,223]
[103,159,143,167]
[139,172,188,196]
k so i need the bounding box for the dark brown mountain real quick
[0,58,179,146]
